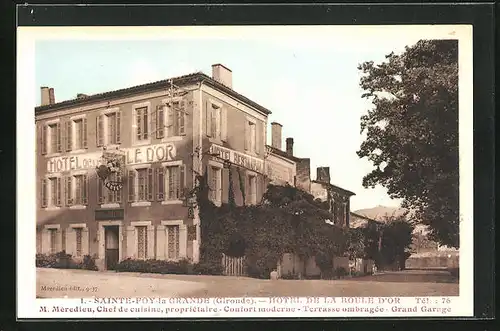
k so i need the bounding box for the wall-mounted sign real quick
[209,144,264,174]
[95,209,125,221]
[46,143,177,173]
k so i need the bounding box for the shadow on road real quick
[352,269,459,284]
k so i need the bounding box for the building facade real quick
[36,64,271,270]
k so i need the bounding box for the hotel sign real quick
[95,209,125,221]
[209,144,264,174]
[46,143,177,174]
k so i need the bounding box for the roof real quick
[35,72,272,116]
[266,145,301,162]
[311,180,356,196]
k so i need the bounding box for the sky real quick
[33,27,429,211]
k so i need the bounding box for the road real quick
[37,268,458,298]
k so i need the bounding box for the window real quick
[156,165,185,202]
[209,166,222,204]
[135,106,149,142]
[49,229,57,254]
[97,174,122,204]
[40,122,62,155]
[167,225,180,260]
[96,111,121,147]
[128,168,153,203]
[247,175,257,205]
[66,118,87,151]
[65,174,88,206]
[245,121,257,152]
[137,226,148,260]
[157,101,186,139]
[75,228,83,257]
[41,177,61,208]
[206,102,226,141]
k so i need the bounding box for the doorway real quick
[104,225,120,270]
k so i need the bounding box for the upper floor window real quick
[65,174,89,206]
[156,164,186,202]
[66,117,88,151]
[41,177,62,208]
[208,165,222,204]
[97,110,121,147]
[135,106,149,142]
[40,122,62,155]
[128,167,154,204]
[245,120,257,153]
[97,173,122,205]
[206,101,227,141]
[156,101,186,139]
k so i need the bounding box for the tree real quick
[357,40,459,248]
[378,216,414,270]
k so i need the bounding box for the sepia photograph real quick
[17,24,474,318]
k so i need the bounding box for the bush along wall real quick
[113,258,224,276]
[36,251,98,271]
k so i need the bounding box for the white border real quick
[18,25,473,318]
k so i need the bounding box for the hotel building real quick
[36,64,278,270]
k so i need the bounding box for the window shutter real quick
[178,101,186,136]
[97,177,105,204]
[128,170,136,202]
[167,104,174,137]
[82,118,88,149]
[82,174,88,205]
[65,176,73,206]
[156,105,165,139]
[157,167,165,201]
[116,174,122,203]
[116,111,121,144]
[65,120,72,151]
[179,165,186,198]
[255,122,261,155]
[56,177,62,206]
[147,168,154,201]
[221,107,228,141]
[96,115,103,147]
[143,108,149,139]
[244,121,249,151]
[136,110,142,141]
[40,125,47,155]
[211,108,218,139]
[41,178,47,207]
[206,101,212,137]
[56,122,62,153]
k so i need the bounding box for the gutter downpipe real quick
[193,78,207,263]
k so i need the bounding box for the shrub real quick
[114,258,195,275]
[334,267,348,279]
[36,253,58,268]
[192,261,224,275]
[36,251,80,269]
[80,255,98,271]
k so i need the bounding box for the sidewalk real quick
[37,268,206,298]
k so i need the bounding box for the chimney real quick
[316,167,331,184]
[40,87,50,106]
[48,88,55,104]
[286,137,294,156]
[271,122,282,150]
[212,64,232,89]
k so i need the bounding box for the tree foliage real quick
[357,40,459,248]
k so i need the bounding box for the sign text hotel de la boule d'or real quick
[46,143,177,173]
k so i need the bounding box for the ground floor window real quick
[49,228,57,254]
[136,226,148,260]
[166,225,180,260]
[75,228,83,257]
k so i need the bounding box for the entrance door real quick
[104,226,120,270]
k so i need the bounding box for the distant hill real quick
[354,205,407,221]
[354,205,428,234]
